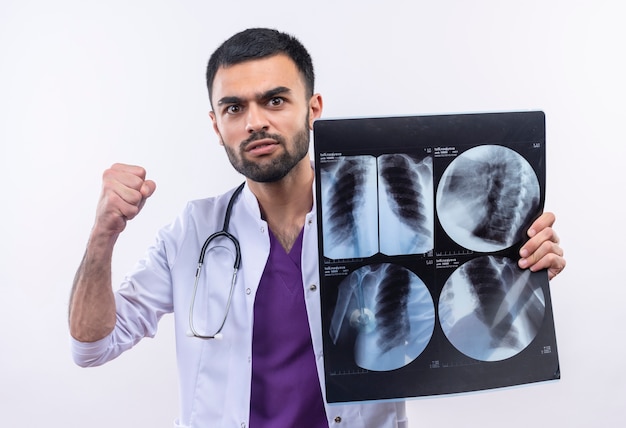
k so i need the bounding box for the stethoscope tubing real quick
[188,182,245,339]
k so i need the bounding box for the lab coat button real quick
[334,416,342,423]
[246,288,251,295]
[309,284,317,291]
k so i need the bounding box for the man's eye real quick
[269,97,284,107]
[226,105,241,114]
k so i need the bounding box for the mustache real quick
[241,131,284,149]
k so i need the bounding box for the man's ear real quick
[308,94,323,129]
[209,111,223,145]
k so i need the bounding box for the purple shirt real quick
[250,228,328,428]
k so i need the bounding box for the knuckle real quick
[124,204,141,219]
[102,167,115,182]
[542,226,555,241]
[541,239,554,253]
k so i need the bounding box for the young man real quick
[69,28,566,428]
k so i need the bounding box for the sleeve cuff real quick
[69,334,113,367]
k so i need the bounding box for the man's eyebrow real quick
[260,86,291,100]
[216,86,292,106]
[217,96,242,106]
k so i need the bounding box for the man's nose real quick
[245,104,269,134]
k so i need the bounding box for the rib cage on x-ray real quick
[463,257,521,350]
[374,264,410,353]
[438,256,545,362]
[327,158,366,243]
[321,156,378,259]
[436,145,540,253]
[378,154,434,255]
[329,263,435,371]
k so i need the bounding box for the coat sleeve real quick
[70,206,188,367]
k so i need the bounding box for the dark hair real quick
[205,28,315,105]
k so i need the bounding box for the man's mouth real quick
[245,138,279,155]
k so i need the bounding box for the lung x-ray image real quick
[378,153,434,255]
[329,263,435,371]
[320,156,379,259]
[320,152,434,260]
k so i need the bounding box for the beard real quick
[222,117,311,183]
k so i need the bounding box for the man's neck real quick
[248,159,314,252]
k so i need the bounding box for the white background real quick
[1,0,624,426]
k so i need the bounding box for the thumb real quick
[141,180,157,199]
[136,180,157,214]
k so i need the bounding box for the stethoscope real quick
[187,182,245,340]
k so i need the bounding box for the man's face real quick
[209,54,322,183]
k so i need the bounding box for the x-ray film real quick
[313,111,559,403]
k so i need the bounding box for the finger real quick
[527,211,556,238]
[519,240,564,271]
[547,256,567,280]
[102,179,143,213]
[519,226,559,259]
[528,251,566,280]
[103,190,143,221]
[137,181,157,213]
[107,165,146,189]
[103,165,154,205]
[110,162,148,181]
